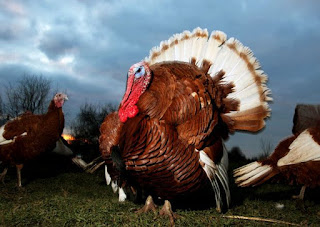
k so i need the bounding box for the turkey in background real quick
[0,93,83,186]
[234,104,320,200]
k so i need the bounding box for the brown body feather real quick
[0,100,65,166]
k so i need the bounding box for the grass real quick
[0,157,319,226]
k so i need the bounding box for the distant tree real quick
[71,103,116,144]
[5,74,51,117]
[0,94,3,116]
[0,94,5,125]
[258,137,273,159]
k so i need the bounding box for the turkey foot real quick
[292,185,306,200]
[159,200,179,227]
[0,168,8,184]
[135,195,157,214]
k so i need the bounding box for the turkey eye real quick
[134,66,145,79]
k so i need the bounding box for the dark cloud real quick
[38,30,80,60]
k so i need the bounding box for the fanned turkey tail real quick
[145,27,272,133]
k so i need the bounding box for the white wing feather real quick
[277,129,320,166]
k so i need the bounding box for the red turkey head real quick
[54,93,68,108]
[119,61,152,123]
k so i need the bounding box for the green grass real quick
[0,164,319,226]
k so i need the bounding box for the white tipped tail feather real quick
[106,166,127,202]
[277,129,320,166]
[111,181,119,193]
[118,187,127,202]
[199,145,230,212]
[105,165,112,185]
[233,161,273,187]
[145,27,271,133]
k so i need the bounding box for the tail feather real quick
[199,145,230,212]
[233,161,275,187]
[145,27,271,133]
[203,31,227,64]
[190,28,208,66]
[173,33,184,61]
[105,165,111,185]
[216,164,230,207]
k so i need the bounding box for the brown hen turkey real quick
[100,28,272,216]
[0,93,68,187]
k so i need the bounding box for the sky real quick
[0,0,319,158]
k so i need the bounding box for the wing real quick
[99,111,124,191]
[99,111,123,159]
[277,128,320,166]
[1,113,41,143]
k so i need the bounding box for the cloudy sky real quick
[0,0,319,157]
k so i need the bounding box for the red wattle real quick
[55,100,64,108]
[119,104,139,123]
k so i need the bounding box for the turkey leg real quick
[292,185,306,200]
[159,200,178,227]
[0,168,8,184]
[135,196,178,226]
[16,164,23,187]
[135,195,157,214]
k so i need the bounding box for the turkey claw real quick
[159,200,179,227]
[135,195,157,214]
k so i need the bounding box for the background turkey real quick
[0,93,69,186]
[234,104,320,200]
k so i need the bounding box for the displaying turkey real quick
[234,104,320,200]
[99,28,271,219]
[0,93,68,187]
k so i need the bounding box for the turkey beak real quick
[64,95,69,101]
[120,75,134,107]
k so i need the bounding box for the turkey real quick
[0,92,68,187]
[99,28,271,220]
[234,104,320,200]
